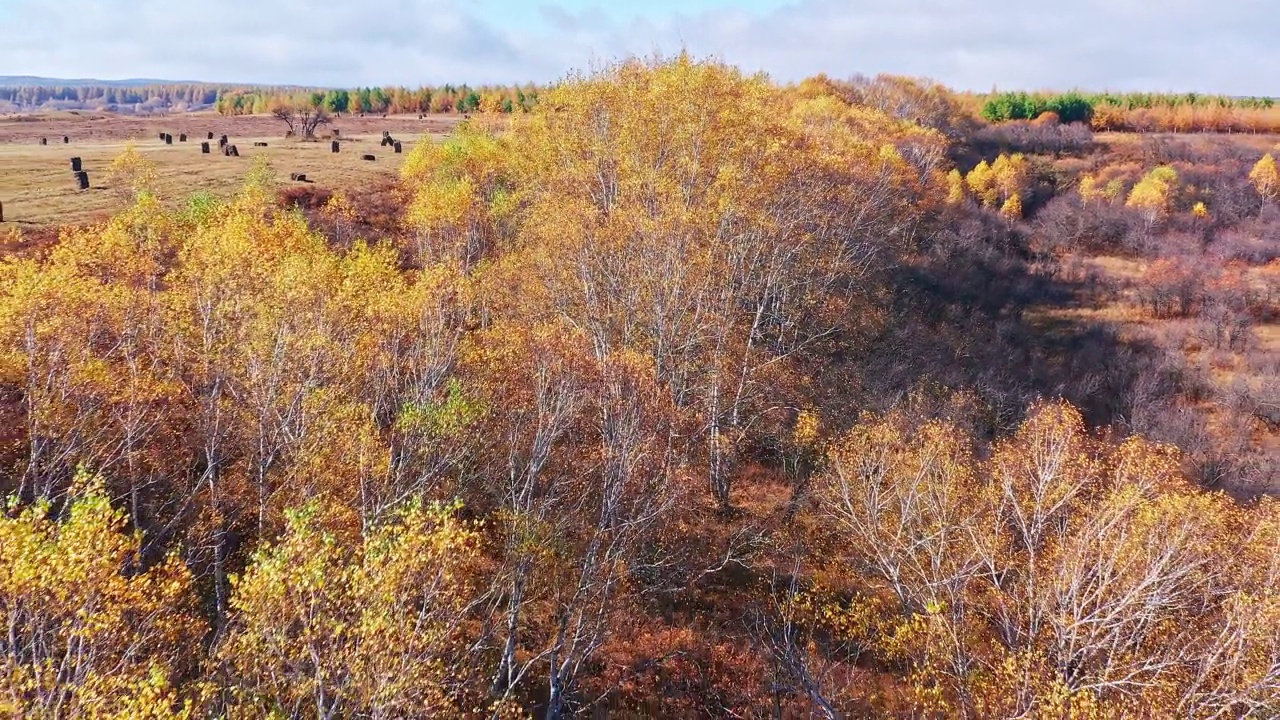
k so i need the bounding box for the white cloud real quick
[1,0,1275,95]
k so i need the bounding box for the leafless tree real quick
[271,99,331,140]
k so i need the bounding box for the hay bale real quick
[230,146,239,157]
[394,141,402,154]
[253,142,268,147]
[164,134,173,145]
[219,135,228,148]
[333,129,340,138]
[208,132,215,140]
[362,154,376,161]
[295,174,307,182]
[179,134,187,142]
[70,157,82,172]
[331,141,340,153]
[63,136,69,144]
[201,142,211,154]
[74,171,89,190]
[158,132,166,140]
[39,138,47,146]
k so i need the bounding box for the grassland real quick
[0,112,457,228]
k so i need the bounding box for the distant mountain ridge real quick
[0,76,318,89]
[0,76,195,88]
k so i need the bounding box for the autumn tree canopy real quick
[1,56,1277,719]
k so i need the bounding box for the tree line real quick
[981,90,1280,133]
[0,82,541,115]
[216,84,540,116]
[0,83,229,110]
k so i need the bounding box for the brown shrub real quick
[276,184,333,210]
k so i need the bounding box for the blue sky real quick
[0,0,1276,95]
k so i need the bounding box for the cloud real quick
[0,0,1275,95]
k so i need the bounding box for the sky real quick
[0,0,1276,95]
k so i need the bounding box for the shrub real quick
[277,184,334,209]
[970,120,1094,157]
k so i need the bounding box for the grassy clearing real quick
[0,132,434,228]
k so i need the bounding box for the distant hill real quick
[0,78,328,113]
[0,76,197,88]
[0,77,327,90]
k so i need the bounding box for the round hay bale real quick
[70,157,82,172]
[208,132,215,140]
[331,141,340,153]
[74,171,89,190]
[362,154,376,161]
[201,142,211,154]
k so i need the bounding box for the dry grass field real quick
[0,112,459,228]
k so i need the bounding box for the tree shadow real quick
[849,208,1181,444]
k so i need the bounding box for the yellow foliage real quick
[1250,152,1278,201]
[219,500,485,717]
[991,152,1029,203]
[0,473,203,717]
[1078,173,1104,203]
[966,159,997,207]
[966,153,1028,209]
[792,409,821,450]
[945,168,966,205]
[402,124,514,270]
[1000,193,1023,220]
[817,400,1278,717]
[106,142,158,201]
[1126,165,1179,221]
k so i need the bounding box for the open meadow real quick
[0,111,458,227]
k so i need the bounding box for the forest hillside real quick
[1,57,1278,718]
